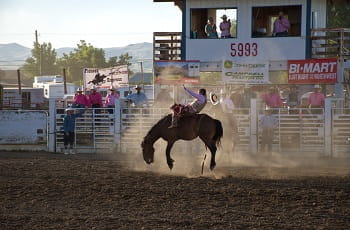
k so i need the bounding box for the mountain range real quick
[0,42,153,71]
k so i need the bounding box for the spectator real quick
[62,108,85,154]
[308,84,325,114]
[126,85,149,108]
[205,17,218,38]
[73,88,89,108]
[239,85,257,109]
[262,87,283,114]
[273,11,290,37]
[260,108,278,155]
[220,93,239,140]
[88,86,103,114]
[286,85,300,114]
[105,87,120,114]
[169,86,207,128]
[219,14,231,38]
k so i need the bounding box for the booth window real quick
[191,8,237,39]
[252,5,301,37]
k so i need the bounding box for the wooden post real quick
[63,68,67,94]
[17,69,22,95]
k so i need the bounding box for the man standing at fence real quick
[73,88,90,108]
[105,87,120,114]
[63,108,85,154]
[262,87,283,114]
[126,85,149,108]
[88,86,103,113]
[260,108,278,155]
[308,84,325,114]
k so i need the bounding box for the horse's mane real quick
[144,114,171,139]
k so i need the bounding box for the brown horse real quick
[141,113,223,170]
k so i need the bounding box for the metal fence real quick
[54,108,116,153]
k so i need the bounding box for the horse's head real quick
[141,138,154,164]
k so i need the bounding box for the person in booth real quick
[273,11,290,37]
[219,14,231,38]
[205,17,218,38]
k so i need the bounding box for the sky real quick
[0,0,182,48]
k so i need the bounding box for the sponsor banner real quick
[222,60,269,84]
[288,58,337,84]
[154,60,200,84]
[83,65,129,90]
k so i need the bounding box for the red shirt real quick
[74,94,90,107]
[263,93,282,108]
[308,92,325,107]
[89,92,102,107]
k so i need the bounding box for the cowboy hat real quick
[76,88,83,92]
[209,92,219,105]
[314,84,321,89]
[109,86,115,91]
[65,108,74,112]
[134,85,142,90]
[221,14,227,19]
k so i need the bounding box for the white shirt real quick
[220,97,235,113]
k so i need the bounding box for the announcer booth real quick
[151,0,350,156]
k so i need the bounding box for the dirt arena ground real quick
[0,150,349,229]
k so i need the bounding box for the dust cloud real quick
[110,129,350,180]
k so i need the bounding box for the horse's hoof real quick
[210,163,216,170]
[167,159,174,170]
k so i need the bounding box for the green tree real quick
[327,0,350,28]
[57,40,107,84]
[22,42,59,79]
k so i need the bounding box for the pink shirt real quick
[263,93,282,108]
[308,92,325,107]
[273,18,290,33]
[219,21,231,37]
[89,92,102,106]
[105,93,120,106]
[74,94,90,107]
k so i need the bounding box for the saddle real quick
[170,103,195,117]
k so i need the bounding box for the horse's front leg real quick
[166,142,175,170]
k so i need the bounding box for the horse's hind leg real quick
[166,142,175,170]
[208,143,217,170]
[200,138,217,170]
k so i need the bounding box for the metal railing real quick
[311,28,350,58]
[153,32,182,61]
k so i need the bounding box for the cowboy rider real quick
[168,85,207,128]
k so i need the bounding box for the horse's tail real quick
[213,119,223,147]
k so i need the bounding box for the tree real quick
[22,42,59,79]
[327,0,350,28]
[57,40,107,84]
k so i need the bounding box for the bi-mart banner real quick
[222,60,269,84]
[288,58,337,84]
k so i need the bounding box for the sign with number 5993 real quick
[230,43,258,57]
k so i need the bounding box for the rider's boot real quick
[168,115,179,128]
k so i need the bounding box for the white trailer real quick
[3,87,44,108]
[42,83,76,99]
